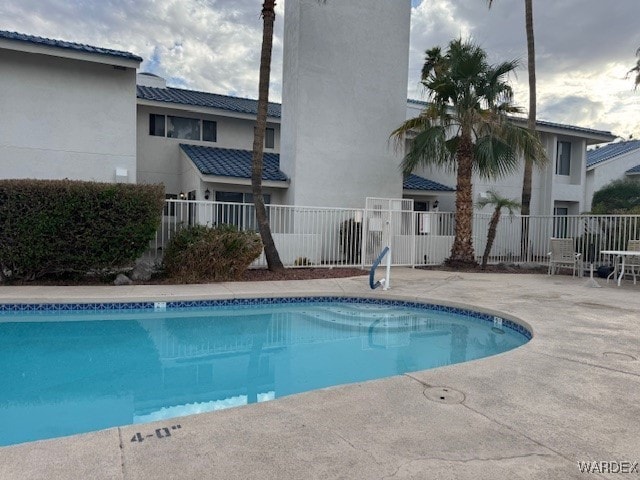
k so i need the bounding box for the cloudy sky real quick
[1,0,639,138]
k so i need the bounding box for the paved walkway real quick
[1,269,639,480]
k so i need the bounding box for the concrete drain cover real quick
[424,386,465,404]
[603,352,637,362]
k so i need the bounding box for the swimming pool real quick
[0,297,530,446]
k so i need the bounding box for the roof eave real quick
[402,188,455,194]
[200,174,289,188]
[137,98,281,122]
[525,120,616,143]
[0,38,141,68]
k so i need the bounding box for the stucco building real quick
[0,31,141,184]
[0,23,622,220]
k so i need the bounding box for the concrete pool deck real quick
[0,268,639,479]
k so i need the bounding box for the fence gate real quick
[362,197,415,266]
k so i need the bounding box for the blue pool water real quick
[0,298,530,446]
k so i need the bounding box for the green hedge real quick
[591,179,640,214]
[0,179,165,281]
[163,225,263,283]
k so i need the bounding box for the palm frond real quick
[400,124,453,174]
[627,47,640,89]
[473,135,521,179]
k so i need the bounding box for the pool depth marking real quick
[130,424,182,444]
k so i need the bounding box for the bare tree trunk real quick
[481,208,502,269]
[520,0,536,259]
[252,0,284,272]
[447,137,477,267]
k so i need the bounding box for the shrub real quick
[0,179,164,281]
[339,218,362,264]
[294,256,312,266]
[163,224,263,283]
[591,179,640,214]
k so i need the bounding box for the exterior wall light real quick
[179,192,186,200]
[204,188,211,200]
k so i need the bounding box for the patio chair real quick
[621,240,640,285]
[548,238,582,276]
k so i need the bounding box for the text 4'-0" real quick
[130,424,182,444]
[577,461,639,474]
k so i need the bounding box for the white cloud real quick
[0,0,639,136]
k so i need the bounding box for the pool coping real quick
[0,268,638,480]
[0,294,533,340]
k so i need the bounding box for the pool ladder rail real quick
[369,246,391,291]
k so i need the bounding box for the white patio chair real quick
[548,238,582,276]
[622,240,640,285]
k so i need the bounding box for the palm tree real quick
[486,0,537,255]
[252,0,326,272]
[628,48,640,89]
[477,190,521,269]
[252,0,284,272]
[392,39,546,268]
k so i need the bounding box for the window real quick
[164,193,178,216]
[203,120,217,142]
[556,141,571,176]
[214,192,270,230]
[150,114,219,142]
[215,192,244,203]
[149,114,165,136]
[167,116,200,140]
[553,207,569,238]
[265,127,275,149]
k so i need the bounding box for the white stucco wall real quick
[0,49,137,183]
[281,0,411,209]
[136,104,280,195]
[585,148,640,211]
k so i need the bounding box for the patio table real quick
[600,250,640,286]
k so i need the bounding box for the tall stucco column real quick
[280,0,411,208]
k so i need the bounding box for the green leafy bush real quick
[163,224,263,283]
[0,179,164,281]
[591,179,640,214]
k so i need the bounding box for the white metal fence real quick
[149,199,640,270]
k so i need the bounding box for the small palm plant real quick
[477,190,521,269]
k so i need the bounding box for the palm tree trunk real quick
[520,0,536,259]
[448,137,477,267]
[481,208,502,269]
[252,0,284,272]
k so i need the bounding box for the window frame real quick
[202,120,217,143]
[265,127,275,149]
[149,114,166,137]
[555,141,571,176]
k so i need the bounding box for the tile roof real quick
[534,119,614,139]
[0,30,142,62]
[138,86,281,118]
[180,144,288,182]
[403,174,454,192]
[406,99,615,139]
[626,164,640,175]
[587,140,640,167]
